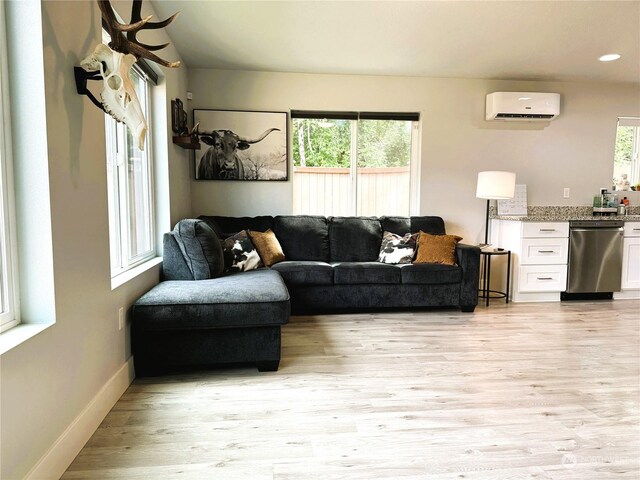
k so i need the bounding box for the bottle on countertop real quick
[618,203,626,216]
[623,196,630,206]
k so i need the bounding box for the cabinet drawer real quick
[522,222,569,238]
[520,238,568,265]
[519,265,567,292]
[624,222,640,237]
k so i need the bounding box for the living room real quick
[1,1,639,479]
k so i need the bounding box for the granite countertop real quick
[491,206,640,222]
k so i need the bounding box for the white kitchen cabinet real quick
[491,220,569,302]
[617,222,640,297]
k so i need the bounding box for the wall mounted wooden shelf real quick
[172,135,201,150]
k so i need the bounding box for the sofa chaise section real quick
[132,270,289,375]
[131,220,290,376]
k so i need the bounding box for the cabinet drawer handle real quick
[538,250,556,253]
[537,277,554,280]
[539,229,556,232]
[634,228,640,231]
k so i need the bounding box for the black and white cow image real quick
[197,128,280,180]
[222,231,262,272]
[378,231,419,264]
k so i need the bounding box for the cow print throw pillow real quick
[222,230,263,272]
[377,231,419,264]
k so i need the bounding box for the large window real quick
[292,111,420,216]
[105,66,155,277]
[613,117,640,191]
[0,1,18,332]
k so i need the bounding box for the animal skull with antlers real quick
[80,0,180,150]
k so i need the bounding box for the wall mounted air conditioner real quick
[486,92,561,121]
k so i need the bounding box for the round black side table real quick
[479,249,511,306]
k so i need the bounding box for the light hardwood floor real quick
[62,300,640,479]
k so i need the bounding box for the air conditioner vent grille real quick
[495,113,555,119]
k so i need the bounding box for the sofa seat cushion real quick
[333,262,401,285]
[271,261,334,286]
[133,270,289,331]
[400,263,462,285]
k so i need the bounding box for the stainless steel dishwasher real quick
[563,220,624,299]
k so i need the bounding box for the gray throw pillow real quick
[172,219,224,280]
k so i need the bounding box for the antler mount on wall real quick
[75,0,181,150]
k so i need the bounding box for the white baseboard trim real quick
[25,357,135,480]
[613,290,640,300]
[512,292,561,303]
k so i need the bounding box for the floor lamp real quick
[476,171,516,246]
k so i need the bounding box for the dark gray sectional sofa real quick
[131,215,480,375]
[196,215,480,313]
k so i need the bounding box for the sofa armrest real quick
[161,233,195,281]
[456,243,480,309]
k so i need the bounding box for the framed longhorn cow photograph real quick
[193,109,288,181]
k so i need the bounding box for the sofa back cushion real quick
[329,216,383,262]
[172,219,225,280]
[198,215,274,237]
[380,216,446,236]
[380,216,410,235]
[411,216,446,235]
[273,215,330,262]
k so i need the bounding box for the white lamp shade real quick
[476,171,516,199]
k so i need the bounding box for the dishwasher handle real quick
[570,228,624,233]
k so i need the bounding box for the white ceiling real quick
[150,0,640,84]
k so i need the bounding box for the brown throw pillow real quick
[248,229,285,267]
[414,231,463,266]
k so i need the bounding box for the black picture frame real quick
[193,109,288,181]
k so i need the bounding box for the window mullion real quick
[409,122,421,215]
[350,120,358,216]
[632,127,640,185]
[116,123,130,270]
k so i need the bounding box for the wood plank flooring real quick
[62,300,640,479]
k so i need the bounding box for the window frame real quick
[615,117,640,188]
[291,112,421,217]
[0,0,20,333]
[105,64,156,279]
[627,125,640,186]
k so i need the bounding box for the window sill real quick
[111,256,163,290]
[0,322,53,356]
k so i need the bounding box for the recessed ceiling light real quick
[599,53,621,62]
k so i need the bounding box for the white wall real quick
[188,69,640,243]
[0,2,190,478]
